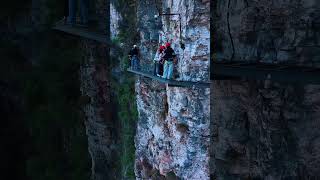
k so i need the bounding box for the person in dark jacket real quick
[67,0,89,26]
[128,45,140,70]
[162,42,176,79]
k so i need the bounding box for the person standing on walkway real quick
[162,42,176,79]
[128,45,140,70]
[67,0,89,26]
[153,45,165,77]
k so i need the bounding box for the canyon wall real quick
[110,3,121,39]
[134,0,210,179]
[213,0,320,65]
[212,80,320,179]
[212,0,320,179]
[80,0,118,179]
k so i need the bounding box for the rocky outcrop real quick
[211,0,320,179]
[135,0,210,179]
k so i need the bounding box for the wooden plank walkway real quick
[211,62,320,84]
[53,20,109,44]
[127,68,210,88]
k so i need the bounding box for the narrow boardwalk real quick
[53,20,109,44]
[127,68,210,88]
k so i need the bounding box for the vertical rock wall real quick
[110,3,121,39]
[80,1,117,180]
[214,0,320,65]
[212,81,320,179]
[163,0,210,81]
[212,0,320,179]
[80,44,116,180]
[135,0,210,179]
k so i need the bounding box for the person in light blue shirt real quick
[153,45,165,77]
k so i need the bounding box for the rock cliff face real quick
[213,0,320,65]
[110,3,121,39]
[212,81,320,179]
[134,0,210,179]
[80,42,117,180]
[211,0,320,179]
[80,1,118,180]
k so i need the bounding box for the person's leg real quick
[162,61,168,79]
[136,58,140,70]
[159,62,163,76]
[67,0,76,24]
[156,62,160,76]
[154,62,158,75]
[80,0,89,25]
[132,56,137,70]
[129,58,132,69]
[168,61,174,79]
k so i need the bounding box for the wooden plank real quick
[53,23,109,44]
[127,69,210,88]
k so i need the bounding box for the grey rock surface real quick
[80,1,116,180]
[135,0,210,179]
[211,81,320,179]
[80,42,117,180]
[211,0,320,179]
[213,0,320,66]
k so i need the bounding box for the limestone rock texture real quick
[80,0,117,180]
[211,0,320,179]
[212,81,320,179]
[80,42,117,180]
[110,3,121,39]
[213,0,320,65]
[135,0,210,179]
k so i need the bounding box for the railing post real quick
[67,0,77,24]
[80,0,89,24]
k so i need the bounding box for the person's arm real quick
[128,50,132,59]
[172,49,177,64]
[128,49,133,56]
[173,55,178,64]
[172,49,176,57]
[159,53,165,64]
[153,50,159,62]
[137,49,140,58]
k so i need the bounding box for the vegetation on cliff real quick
[111,0,139,178]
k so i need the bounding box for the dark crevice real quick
[227,0,235,61]
[164,95,169,118]
[244,0,249,8]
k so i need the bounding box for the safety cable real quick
[152,0,184,49]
